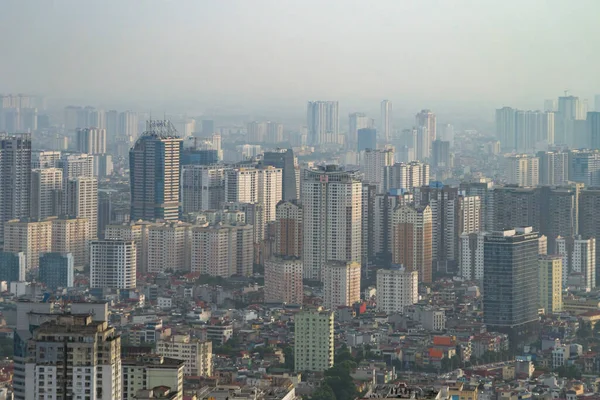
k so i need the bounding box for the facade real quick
[51,217,90,268]
[59,153,94,181]
[506,155,539,187]
[381,100,392,142]
[30,168,63,220]
[0,251,25,283]
[538,150,569,186]
[568,150,600,187]
[307,101,339,145]
[372,191,414,263]
[391,205,433,283]
[76,127,107,154]
[322,261,361,310]
[416,109,436,150]
[156,335,213,377]
[363,148,395,193]
[349,112,372,149]
[496,106,517,151]
[431,140,451,169]
[263,149,298,201]
[4,218,53,270]
[376,267,419,313]
[274,200,303,258]
[357,128,377,152]
[130,120,183,221]
[384,162,430,192]
[181,165,227,213]
[65,176,98,239]
[294,310,334,372]
[589,111,600,150]
[538,255,563,314]
[0,133,31,244]
[579,188,600,284]
[122,355,184,400]
[190,224,253,277]
[459,232,486,281]
[301,166,362,280]
[90,239,137,289]
[147,222,191,273]
[39,252,74,290]
[556,236,596,290]
[483,227,540,344]
[105,222,150,275]
[264,257,303,304]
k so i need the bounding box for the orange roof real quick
[433,336,455,346]
[429,348,444,359]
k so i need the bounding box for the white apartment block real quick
[51,217,90,268]
[65,176,98,239]
[76,127,107,154]
[4,218,53,270]
[90,239,137,289]
[506,155,539,187]
[30,168,63,220]
[459,232,486,281]
[264,257,303,304]
[301,167,362,280]
[556,236,596,290]
[105,222,151,274]
[224,166,282,223]
[384,161,430,192]
[376,267,418,313]
[147,221,192,273]
[181,165,227,213]
[323,261,361,310]
[156,335,213,377]
[122,355,184,400]
[363,148,394,193]
[294,310,334,372]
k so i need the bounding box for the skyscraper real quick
[537,150,569,186]
[506,155,539,187]
[118,110,138,138]
[556,236,596,290]
[416,109,436,155]
[349,112,371,149]
[4,218,52,270]
[224,166,282,223]
[275,200,303,258]
[459,232,486,281]
[65,176,98,239]
[483,227,540,345]
[431,140,451,169]
[357,128,377,152]
[0,133,31,243]
[130,120,183,221]
[538,255,563,314]
[588,111,600,150]
[181,165,227,213]
[147,221,191,273]
[294,310,334,372]
[264,256,303,304]
[384,161,430,192]
[363,148,394,193]
[307,101,339,145]
[376,266,418,313]
[263,149,298,201]
[568,150,600,186]
[322,261,361,310]
[496,107,516,151]
[51,217,90,269]
[76,127,107,154]
[247,121,266,142]
[381,100,392,143]
[0,251,25,283]
[90,239,137,289]
[557,95,585,146]
[30,168,63,220]
[39,252,74,290]
[301,166,362,280]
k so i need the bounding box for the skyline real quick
[1,0,600,117]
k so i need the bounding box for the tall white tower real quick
[381,100,392,142]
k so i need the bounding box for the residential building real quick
[65,176,98,239]
[416,109,436,155]
[381,100,392,142]
[384,162,430,192]
[538,150,569,186]
[39,252,74,290]
[589,111,600,150]
[538,255,563,314]
[459,232,486,281]
[322,261,361,310]
[357,128,377,152]
[51,217,90,268]
[30,168,63,220]
[76,127,107,154]
[496,107,516,151]
[294,310,334,372]
[147,221,191,273]
[0,251,25,283]
[122,355,184,400]
[376,266,418,313]
[301,166,362,280]
[431,140,451,169]
[506,155,539,187]
[105,222,151,274]
[349,112,372,149]
[130,120,183,221]
[556,236,596,290]
[391,205,433,283]
[263,149,298,201]
[4,218,53,270]
[363,148,394,193]
[568,149,600,186]
[579,188,600,284]
[307,101,339,145]
[274,200,302,258]
[156,335,213,377]
[90,239,137,289]
[264,257,303,304]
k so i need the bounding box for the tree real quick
[324,361,358,400]
[283,346,294,370]
[555,365,582,379]
[577,322,592,339]
[335,344,355,364]
[311,384,336,400]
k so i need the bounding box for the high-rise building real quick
[506,155,539,187]
[322,261,361,310]
[130,120,183,221]
[156,335,212,377]
[372,191,414,264]
[180,165,227,213]
[301,166,362,280]
[294,309,334,372]
[363,148,394,193]
[122,355,184,400]
[90,239,137,289]
[4,218,52,270]
[202,119,215,136]
[416,109,436,154]
[381,100,392,143]
[0,133,31,243]
[568,149,600,186]
[51,217,90,269]
[588,112,600,150]
[539,186,578,253]
[76,127,107,154]
[384,162,430,192]
[557,95,585,146]
[496,107,517,151]
[349,112,371,149]
[266,121,284,143]
[0,251,25,283]
[263,149,298,201]
[32,150,61,169]
[459,232,486,281]
[361,183,377,267]
[307,101,339,145]
[224,201,265,244]
[39,252,74,290]
[105,222,150,274]
[460,179,495,232]
[106,109,118,138]
[30,168,63,220]
[16,313,122,400]
[275,200,302,258]
[545,99,557,112]
[147,221,191,273]
[515,110,555,152]
[357,128,377,152]
[391,205,433,283]
[538,255,563,314]
[247,121,266,142]
[65,176,98,239]
[431,140,451,169]
[59,153,94,180]
[538,151,569,186]
[579,188,600,283]
[492,186,540,232]
[376,266,418,313]
[190,224,253,277]
[556,236,596,291]
[119,110,138,138]
[264,257,303,304]
[483,227,540,344]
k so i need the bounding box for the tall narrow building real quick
[65,176,98,239]
[506,155,539,187]
[537,151,569,186]
[76,127,107,154]
[349,112,371,150]
[538,255,563,314]
[307,101,339,146]
[130,120,183,221]
[263,149,298,201]
[416,109,436,155]
[90,239,137,289]
[294,309,334,372]
[0,133,31,243]
[496,107,516,151]
[301,166,362,280]
[275,200,303,258]
[30,167,63,220]
[363,148,394,193]
[322,261,361,310]
[556,236,596,290]
[381,100,392,143]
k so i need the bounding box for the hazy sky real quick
[1,0,599,115]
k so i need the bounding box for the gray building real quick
[0,251,25,283]
[39,252,74,290]
[263,149,297,201]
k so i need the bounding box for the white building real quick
[363,148,394,193]
[459,232,486,281]
[307,101,339,145]
[147,221,191,273]
[181,165,227,212]
[506,155,539,187]
[384,162,430,192]
[90,239,137,289]
[65,176,98,239]
[294,310,334,372]
[76,127,107,154]
[30,167,63,220]
[323,261,361,310]
[376,267,418,313]
[264,257,303,304]
[224,166,282,223]
[301,166,362,280]
[156,334,213,377]
[556,236,596,290]
[381,100,392,142]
